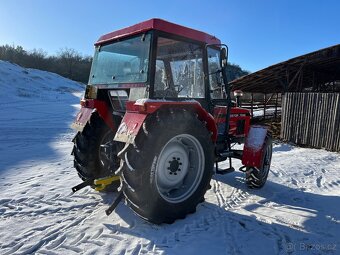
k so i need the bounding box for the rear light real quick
[80,99,87,107]
[134,98,147,113]
[80,99,95,108]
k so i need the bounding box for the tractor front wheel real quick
[246,135,272,188]
[119,109,214,224]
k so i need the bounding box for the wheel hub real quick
[168,158,182,174]
[155,134,205,203]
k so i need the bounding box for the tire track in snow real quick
[212,178,252,210]
[0,185,114,254]
[272,150,340,192]
[145,178,253,254]
[211,177,254,254]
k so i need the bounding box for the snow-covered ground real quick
[0,61,339,255]
[252,107,281,118]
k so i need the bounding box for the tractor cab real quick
[84,19,225,112]
[81,19,250,141]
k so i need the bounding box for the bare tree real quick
[57,47,82,79]
[29,48,47,69]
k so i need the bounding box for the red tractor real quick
[71,19,272,224]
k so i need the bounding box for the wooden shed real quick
[230,44,340,151]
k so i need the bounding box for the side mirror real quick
[220,47,228,68]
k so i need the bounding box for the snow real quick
[245,126,268,150]
[0,60,339,254]
[252,107,281,118]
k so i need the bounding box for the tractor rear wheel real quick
[246,135,272,189]
[72,113,121,191]
[119,109,214,224]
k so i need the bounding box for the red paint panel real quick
[230,107,251,137]
[125,100,218,142]
[242,126,268,168]
[72,99,117,131]
[114,112,147,143]
[71,107,94,132]
[231,107,250,115]
[96,19,221,46]
[213,106,251,137]
[77,99,116,131]
[213,106,227,124]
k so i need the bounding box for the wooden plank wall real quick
[281,93,340,151]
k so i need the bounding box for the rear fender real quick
[242,125,269,168]
[71,99,115,132]
[114,112,147,144]
[114,99,217,144]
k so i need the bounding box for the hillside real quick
[0,60,83,170]
[0,61,339,255]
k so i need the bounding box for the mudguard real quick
[71,99,115,132]
[114,99,217,144]
[71,107,95,132]
[242,125,269,168]
[114,112,147,144]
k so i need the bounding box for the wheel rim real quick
[155,134,205,203]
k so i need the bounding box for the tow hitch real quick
[71,175,123,216]
[71,178,94,193]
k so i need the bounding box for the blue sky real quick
[0,0,339,72]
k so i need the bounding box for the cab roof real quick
[96,18,221,45]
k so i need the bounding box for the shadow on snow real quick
[0,93,80,174]
[100,170,339,254]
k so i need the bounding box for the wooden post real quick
[274,93,278,119]
[251,93,254,117]
[263,93,267,119]
[280,93,285,139]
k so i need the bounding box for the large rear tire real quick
[246,135,272,189]
[118,109,214,224]
[72,113,121,191]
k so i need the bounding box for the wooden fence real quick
[281,93,340,152]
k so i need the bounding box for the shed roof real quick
[230,44,340,93]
